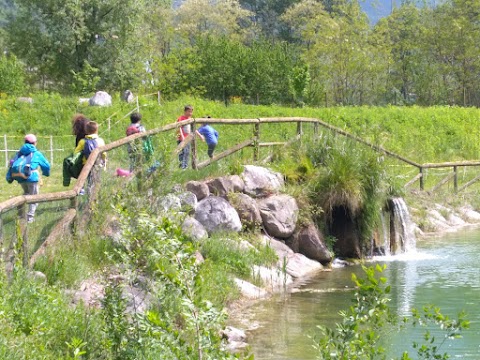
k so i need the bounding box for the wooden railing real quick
[1,116,480,270]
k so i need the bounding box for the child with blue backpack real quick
[6,134,51,223]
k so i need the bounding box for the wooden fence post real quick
[253,122,260,162]
[297,121,303,144]
[50,135,54,165]
[191,121,197,170]
[453,166,458,193]
[419,167,424,191]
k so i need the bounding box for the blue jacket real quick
[6,143,51,183]
[198,125,219,145]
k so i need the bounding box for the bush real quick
[0,54,26,95]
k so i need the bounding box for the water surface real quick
[241,229,480,359]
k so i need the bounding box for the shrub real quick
[0,54,26,95]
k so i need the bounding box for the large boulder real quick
[287,223,332,264]
[195,196,242,234]
[282,253,323,278]
[182,216,208,241]
[228,193,262,230]
[241,165,284,197]
[234,278,269,299]
[252,265,293,291]
[258,194,298,238]
[89,91,112,106]
[177,191,198,213]
[258,235,293,260]
[207,175,244,197]
[185,181,210,201]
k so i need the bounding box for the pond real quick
[240,228,480,359]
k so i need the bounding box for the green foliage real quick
[313,265,469,360]
[71,61,101,95]
[0,54,25,95]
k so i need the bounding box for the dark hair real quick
[184,105,193,112]
[85,121,99,135]
[130,112,142,124]
[72,113,90,138]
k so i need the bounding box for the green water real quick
[243,229,480,359]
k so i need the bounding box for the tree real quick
[0,53,25,95]
[6,0,145,91]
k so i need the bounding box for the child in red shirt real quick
[177,105,204,169]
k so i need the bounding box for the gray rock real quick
[252,265,293,291]
[234,278,269,299]
[222,326,247,342]
[89,91,112,106]
[241,165,284,197]
[282,253,322,278]
[17,97,33,104]
[195,196,242,234]
[122,90,134,103]
[157,194,182,212]
[185,181,210,200]
[228,193,262,230]
[177,191,198,213]
[258,194,298,238]
[259,235,293,260]
[287,223,332,264]
[182,216,208,241]
[207,175,244,197]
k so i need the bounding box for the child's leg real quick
[182,144,191,169]
[21,182,39,221]
[207,143,216,159]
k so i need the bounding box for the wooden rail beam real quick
[404,173,423,188]
[197,139,254,169]
[457,174,480,193]
[430,173,455,193]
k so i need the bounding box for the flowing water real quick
[240,228,480,359]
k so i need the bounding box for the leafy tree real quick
[0,53,25,95]
[6,0,146,91]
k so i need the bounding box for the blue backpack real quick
[82,138,98,159]
[9,152,34,181]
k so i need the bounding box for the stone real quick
[258,194,298,238]
[228,193,262,230]
[156,194,182,212]
[222,326,247,342]
[252,265,293,291]
[282,253,323,278]
[241,165,284,197]
[177,191,197,213]
[16,97,33,104]
[259,235,293,260]
[287,223,332,264]
[89,91,112,106]
[182,216,208,241]
[194,196,242,234]
[233,278,269,299]
[122,90,134,103]
[206,175,244,197]
[185,181,210,200]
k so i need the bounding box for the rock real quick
[252,265,293,291]
[258,194,298,238]
[182,216,208,241]
[30,271,47,283]
[206,175,244,197]
[195,251,204,264]
[195,196,242,234]
[16,97,33,103]
[233,278,269,299]
[222,326,247,342]
[78,97,90,104]
[122,90,134,103]
[287,223,332,264]
[228,193,262,230]
[259,235,293,260]
[89,91,112,106]
[241,165,284,197]
[177,191,197,213]
[156,194,182,212]
[459,206,480,222]
[185,181,210,200]
[282,253,323,278]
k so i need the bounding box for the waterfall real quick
[390,197,416,254]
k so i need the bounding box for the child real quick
[125,112,154,172]
[177,105,204,169]
[6,134,51,223]
[74,121,106,194]
[198,117,219,159]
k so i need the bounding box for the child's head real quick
[72,113,90,136]
[24,134,37,145]
[85,121,99,135]
[130,112,142,124]
[184,105,194,117]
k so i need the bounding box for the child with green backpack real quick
[6,134,51,223]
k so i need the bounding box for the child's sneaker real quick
[79,189,85,195]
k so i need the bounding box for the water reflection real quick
[241,229,480,360]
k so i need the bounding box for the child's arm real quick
[74,139,85,154]
[195,130,205,142]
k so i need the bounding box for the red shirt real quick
[177,115,191,140]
